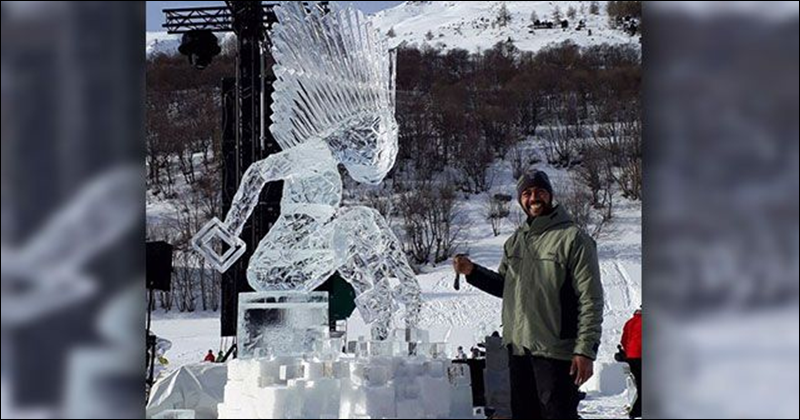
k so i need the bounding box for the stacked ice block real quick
[237,292,330,359]
[218,293,478,419]
[218,348,477,419]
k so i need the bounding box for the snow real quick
[147,2,640,58]
[150,137,642,418]
[151,315,223,368]
[372,1,639,53]
[147,32,181,57]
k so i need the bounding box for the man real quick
[456,346,468,360]
[470,347,481,359]
[203,349,216,363]
[453,170,603,419]
[621,307,642,418]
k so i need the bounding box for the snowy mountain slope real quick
[372,1,640,52]
[146,31,236,58]
[146,31,180,57]
[147,1,639,57]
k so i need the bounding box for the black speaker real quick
[146,241,173,291]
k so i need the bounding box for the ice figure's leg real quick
[334,206,422,339]
[368,211,422,329]
[246,214,337,292]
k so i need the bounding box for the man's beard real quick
[527,201,551,216]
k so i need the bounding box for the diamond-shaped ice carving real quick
[191,217,246,273]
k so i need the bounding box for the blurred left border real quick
[2,2,146,418]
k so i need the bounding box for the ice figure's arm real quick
[193,143,325,272]
[222,154,290,237]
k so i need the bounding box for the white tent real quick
[147,363,227,419]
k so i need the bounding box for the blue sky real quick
[147,1,403,31]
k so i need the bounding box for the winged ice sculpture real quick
[192,1,420,339]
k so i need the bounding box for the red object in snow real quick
[621,311,642,359]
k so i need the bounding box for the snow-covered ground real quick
[372,1,638,52]
[147,1,639,58]
[150,137,641,418]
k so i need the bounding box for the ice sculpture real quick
[216,337,475,419]
[237,292,330,359]
[192,1,421,339]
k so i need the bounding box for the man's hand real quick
[570,355,594,387]
[453,254,474,276]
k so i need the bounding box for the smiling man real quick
[453,169,604,419]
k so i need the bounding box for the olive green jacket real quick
[467,205,604,360]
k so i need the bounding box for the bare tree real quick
[486,193,513,236]
[455,126,494,194]
[543,123,581,168]
[567,6,577,20]
[559,176,608,239]
[590,1,601,15]
[495,2,512,27]
[163,167,222,312]
[552,5,563,22]
[146,92,175,192]
[618,116,642,200]
[543,93,587,167]
[399,182,462,266]
[591,98,642,201]
[575,143,614,212]
[431,185,462,263]
[507,141,540,180]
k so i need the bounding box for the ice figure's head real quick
[327,112,399,185]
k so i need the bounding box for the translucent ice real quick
[237,292,329,359]
[192,1,421,338]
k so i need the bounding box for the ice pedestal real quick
[223,295,472,419]
[340,380,396,419]
[237,292,329,359]
[218,328,475,419]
